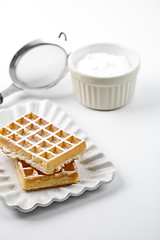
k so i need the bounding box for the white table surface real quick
[0,0,160,239]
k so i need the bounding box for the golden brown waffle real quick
[0,112,86,174]
[15,159,79,191]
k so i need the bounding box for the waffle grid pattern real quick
[18,159,77,178]
[0,112,86,173]
[15,159,79,190]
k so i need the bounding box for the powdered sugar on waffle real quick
[0,112,86,174]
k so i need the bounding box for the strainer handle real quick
[0,84,22,104]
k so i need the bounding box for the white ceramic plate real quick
[0,100,116,212]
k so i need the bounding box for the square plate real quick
[0,100,115,212]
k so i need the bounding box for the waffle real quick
[15,159,79,191]
[0,112,86,174]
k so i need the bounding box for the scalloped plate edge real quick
[0,100,116,212]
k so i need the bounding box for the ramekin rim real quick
[68,42,141,80]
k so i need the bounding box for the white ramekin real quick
[68,43,140,110]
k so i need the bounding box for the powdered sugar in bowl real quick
[68,43,140,110]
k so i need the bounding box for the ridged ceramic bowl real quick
[68,43,140,110]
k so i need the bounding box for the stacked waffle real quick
[0,112,86,191]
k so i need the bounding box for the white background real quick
[0,0,160,239]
